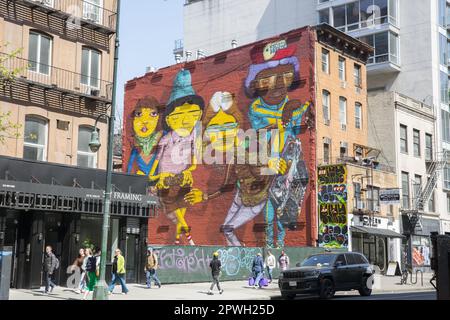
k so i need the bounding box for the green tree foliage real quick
[0,44,24,144]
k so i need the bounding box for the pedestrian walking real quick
[72,248,86,294]
[265,250,276,283]
[82,248,98,300]
[43,246,59,294]
[252,253,264,289]
[207,252,223,295]
[108,249,129,295]
[145,248,162,289]
[278,250,290,271]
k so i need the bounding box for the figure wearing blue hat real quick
[150,69,205,245]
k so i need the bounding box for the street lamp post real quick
[89,0,121,301]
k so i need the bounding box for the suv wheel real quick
[358,276,373,297]
[281,293,296,300]
[319,279,335,299]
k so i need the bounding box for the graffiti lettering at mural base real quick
[318,165,348,249]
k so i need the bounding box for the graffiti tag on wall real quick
[154,246,262,277]
[318,165,348,249]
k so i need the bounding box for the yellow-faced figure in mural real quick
[127,97,163,176]
[185,92,273,247]
[150,69,204,246]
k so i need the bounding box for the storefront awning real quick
[351,226,405,239]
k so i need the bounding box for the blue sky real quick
[116,0,184,127]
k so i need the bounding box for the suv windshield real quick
[301,255,335,267]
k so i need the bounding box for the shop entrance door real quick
[125,234,139,283]
[44,214,63,286]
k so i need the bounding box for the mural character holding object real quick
[245,40,311,248]
[151,69,204,245]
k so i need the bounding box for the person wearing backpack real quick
[43,246,59,294]
[145,248,162,289]
[82,248,98,300]
[108,249,129,295]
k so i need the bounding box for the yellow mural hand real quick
[184,189,204,205]
[181,170,194,187]
[268,158,288,175]
[156,172,175,190]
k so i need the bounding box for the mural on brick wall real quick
[318,165,348,249]
[124,30,317,248]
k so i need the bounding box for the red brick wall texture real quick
[123,27,317,248]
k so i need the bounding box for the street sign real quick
[380,189,400,205]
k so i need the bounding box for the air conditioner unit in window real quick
[340,81,347,89]
[341,124,347,131]
[324,119,330,126]
[90,89,100,97]
[84,12,99,23]
[356,201,365,210]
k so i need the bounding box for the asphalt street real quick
[271,291,437,300]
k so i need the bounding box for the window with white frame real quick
[444,166,450,190]
[354,64,362,87]
[321,48,330,74]
[339,97,347,129]
[401,171,410,209]
[81,48,101,88]
[28,31,52,75]
[77,126,98,168]
[83,0,103,24]
[425,133,433,161]
[339,56,346,81]
[442,110,450,143]
[355,102,362,129]
[23,116,48,161]
[322,90,330,123]
[400,124,408,153]
[413,129,421,157]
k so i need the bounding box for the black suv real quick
[278,252,374,299]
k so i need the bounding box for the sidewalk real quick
[9,274,435,300]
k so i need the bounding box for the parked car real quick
[278,252,374,299]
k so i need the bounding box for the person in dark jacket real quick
[207,252,223,295]
[252,253,264,289]
[43,246,58,294]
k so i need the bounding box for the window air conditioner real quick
[341,124,347,131]
[340,81,347,89]
[324,119,330,126]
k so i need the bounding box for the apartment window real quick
[340,142,348,158]
[448,194,450,213]
[440,71,449,105]
[359,31,399,65]
[77,126,98,168]
[414,175,422,202]
[81,48,101,88]
[439,0,446,27]
[428,180,435,213]
[354,64,362,87]
[318,9,330,24]
[445,167,450,190]
[339,57,346,81]
[413,129,420,157]
[367,186,380,211]
[83,0,103,24]
[339,97,347,129]
[440,34,448,66]
[322,49,330,74]
[355,103,362,129]
[425,134,433,161]
[402,172,410,209]
[323,139,331,164]
[322,90,330,123]
[28,31,52,75]
[442,110,450,143]
[354,182,362,209]
[23,116,47,161]
[333,5,346,30]
[400,124,408,153]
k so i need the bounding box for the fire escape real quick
[402,150,449,233]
